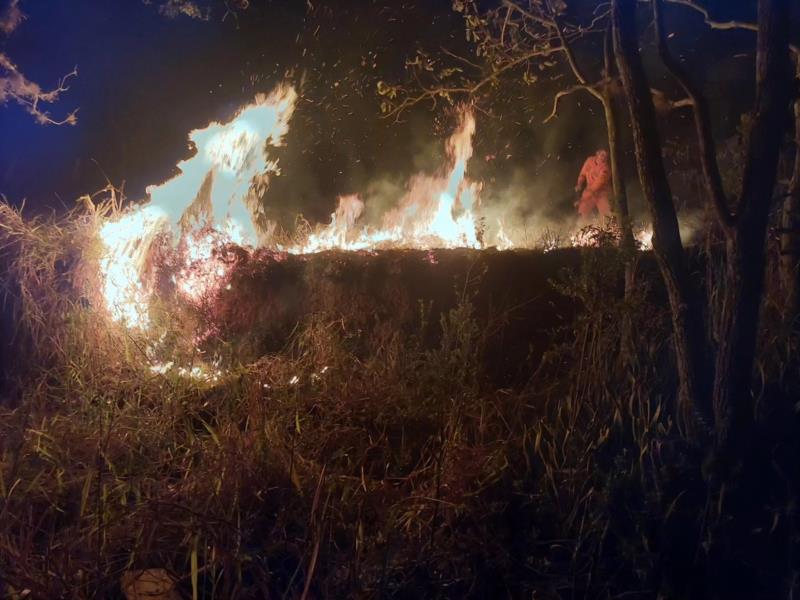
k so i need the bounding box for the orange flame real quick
[289,108,484,253]
[95,83,656,355]
[98,85,297,329]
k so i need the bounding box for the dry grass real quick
[0,203,798,598]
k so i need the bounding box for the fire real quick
[495,220,514,251]
[635,226,654,250]
[290,194,368,253]
[568,221,655,251]
[98,205,169,328]
[174,226,239,303]
[92,81,659,381]
[97,84,297,329]
[289,109,483,253]
[149,84,296,247]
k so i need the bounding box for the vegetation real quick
[387,0,800,494]
[0,201,798,598]
[1,0,799,598]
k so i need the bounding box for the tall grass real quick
[0,204,798,598]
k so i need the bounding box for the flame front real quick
[97,85,297,329]
[94,82,657,363]
[98,205,169,328]
[292,109,483,253]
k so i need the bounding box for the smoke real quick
[259,97,616,251]
[257,90,620,250]
[479,162,584,248]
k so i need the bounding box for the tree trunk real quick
[612,0,713,428]
[602,90,638,293]
[712,0,792,451]
[602,25,637,297]
[780,54,800,320]
[602,91,632,241]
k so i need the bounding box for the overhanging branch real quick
[0,54,78,126]
[543,84,602,123]
[383,44,562,120]
[665,0,757,32]
[501,0,554,30]
[653,0,736,231]
[661,0,799,55]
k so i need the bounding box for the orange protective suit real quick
[575,150,612,219]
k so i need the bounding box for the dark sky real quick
[0,0,770,225]
[0,1,308,208]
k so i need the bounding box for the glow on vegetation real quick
[93,81,657,379]
[97,84,297,330]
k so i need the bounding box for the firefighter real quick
[575,149,612,221]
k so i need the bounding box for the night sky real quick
[0,0,766,227]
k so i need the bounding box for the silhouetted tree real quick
[612,0,794,449]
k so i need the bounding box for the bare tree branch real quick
[665,0,757,33]
[0,0,22,34]
[440,47,483,73]
[0,1,78,125]
[500,0,610,93]
[653,0,736,230]
[500,4,512,47]
[660,0,798,55]
[549,11,594,86]
[543,83,600,123]
[0,54,78,126]
[501,0,554,30]
[388,0,613,122]
[382,44,563,120]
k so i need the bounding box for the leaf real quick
[79,472,92,518]
[199,417,221,448]
[191,536,199,600]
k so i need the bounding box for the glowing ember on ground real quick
[174,226,239,304]
[149,361,222,382]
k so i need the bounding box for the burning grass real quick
[2,194,799,598]
[0,200,671,595]
[0,201,720,597]
[0,76,797,594]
